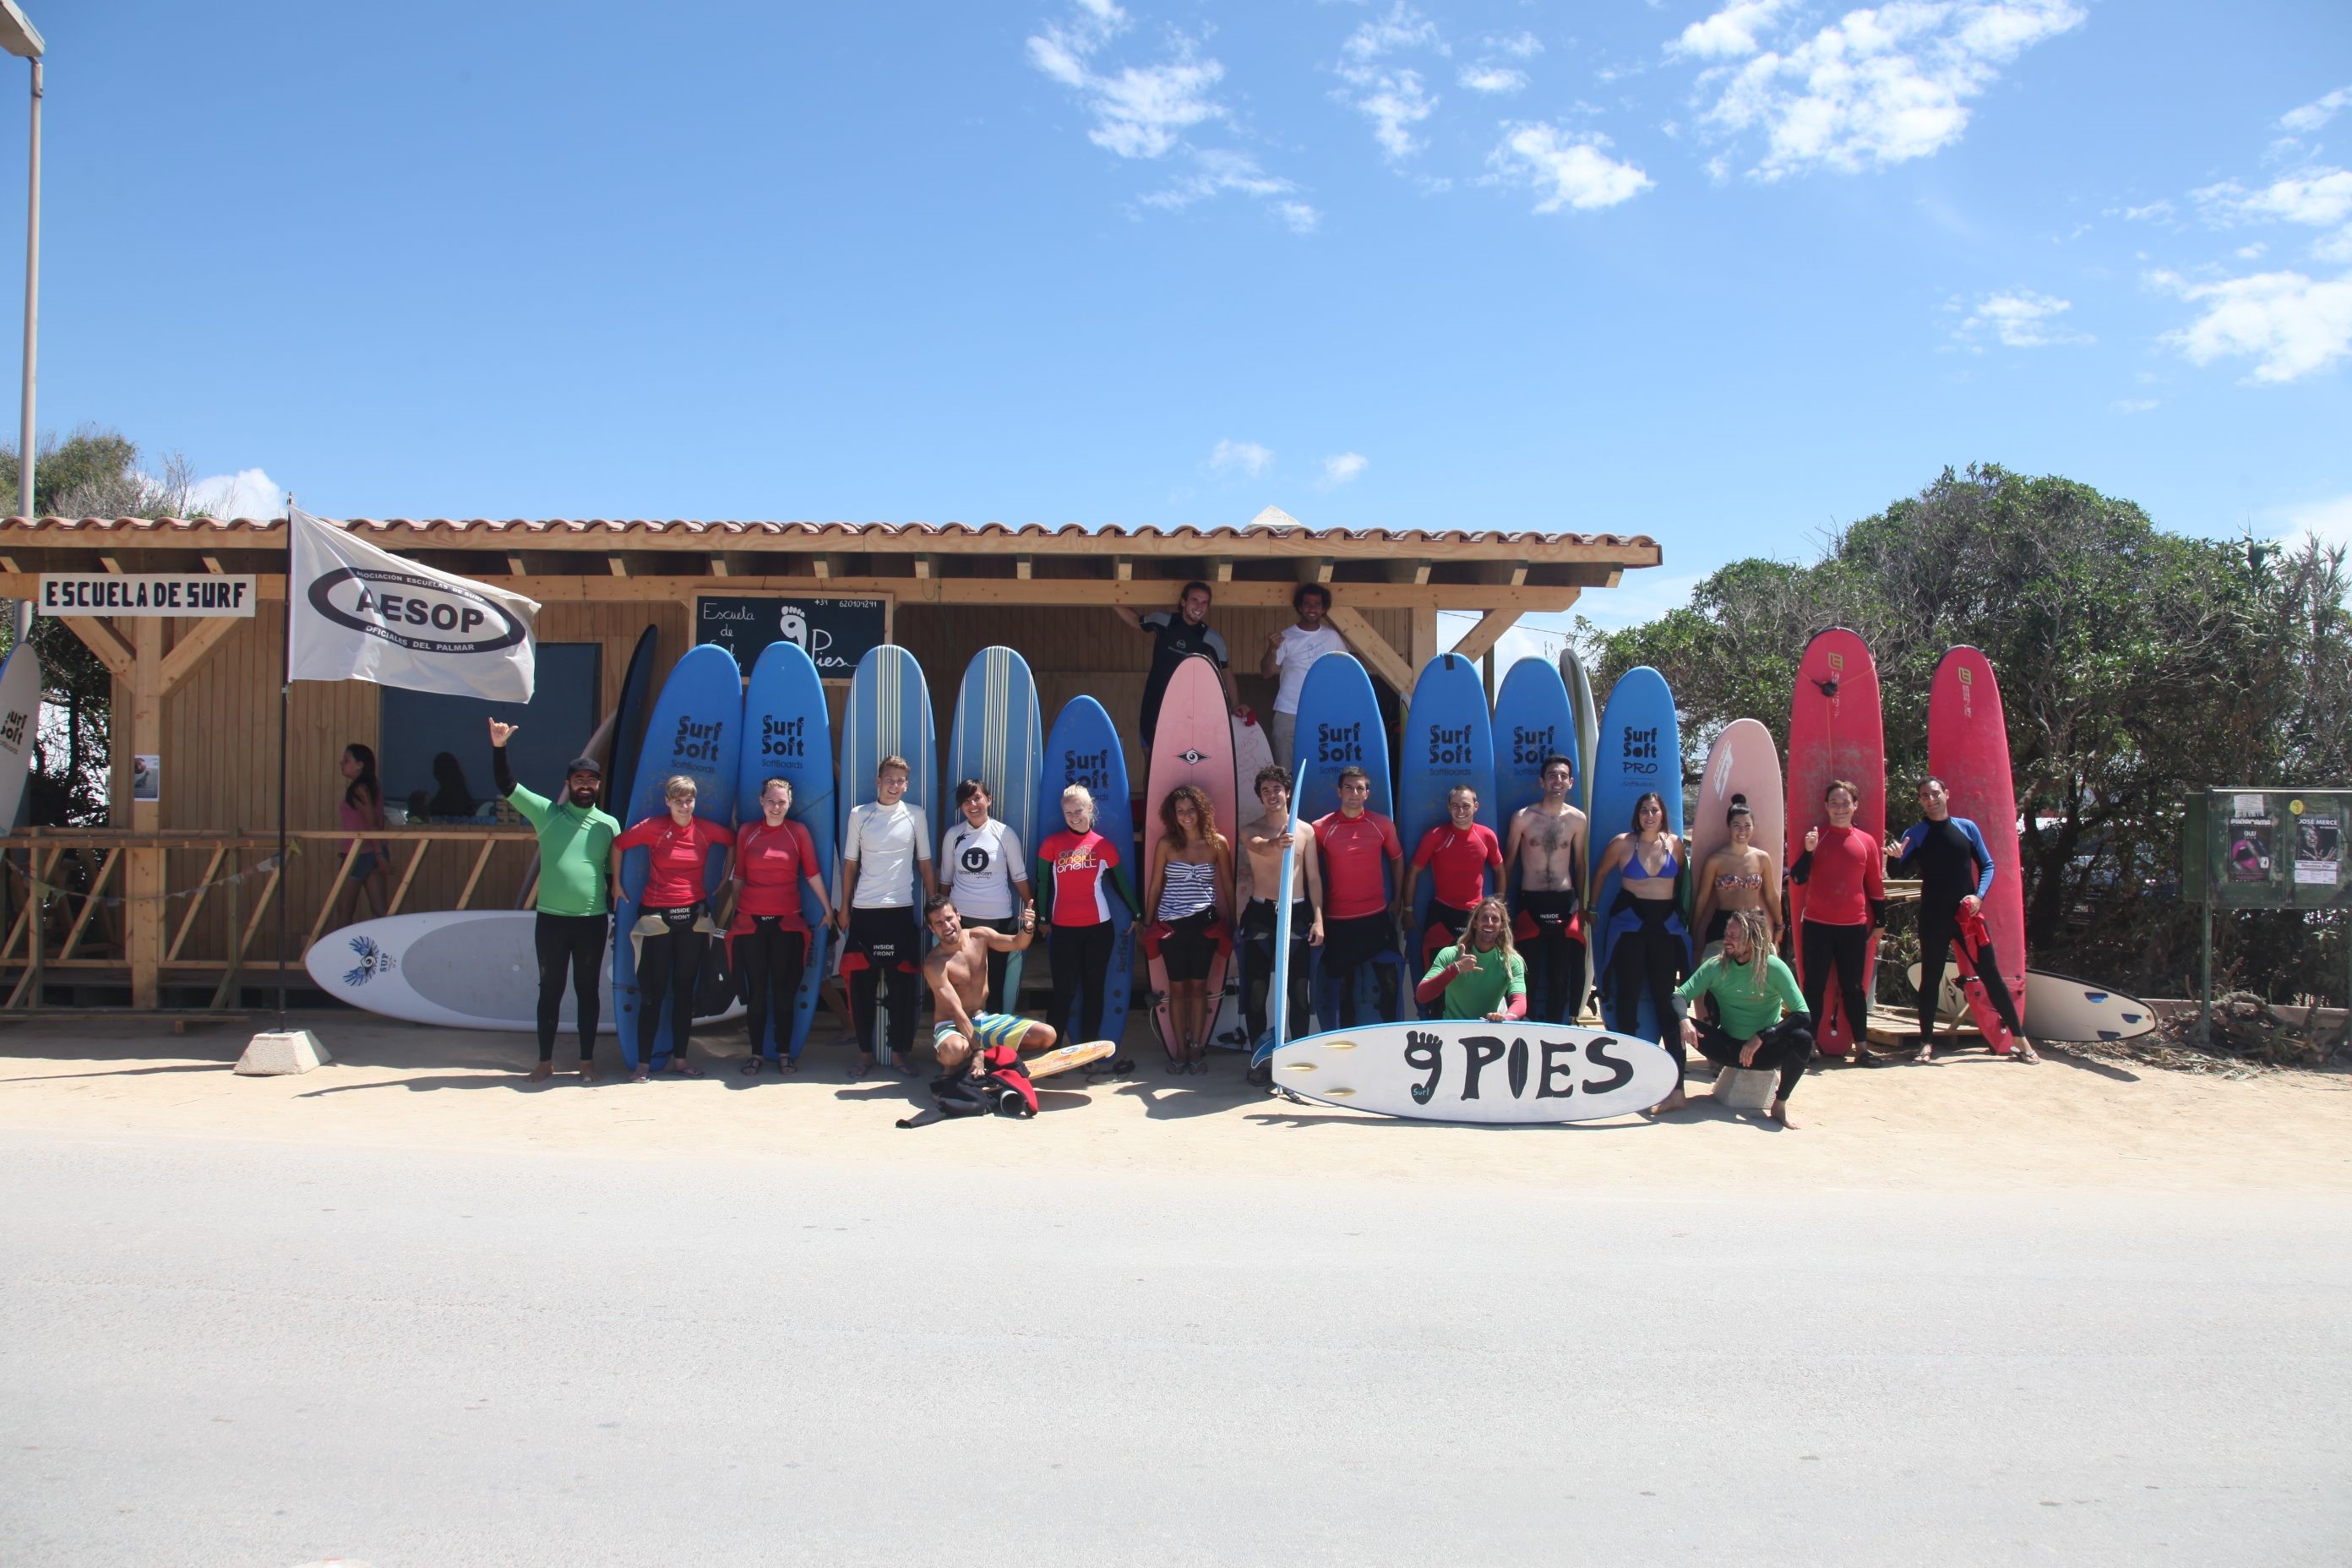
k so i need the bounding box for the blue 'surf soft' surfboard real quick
[1397,653,1499,983]
[840,645,937,1069]
[1293,654,1406,1026]
[946,645,1043,1010]
[1588,665,1685,1044]
[1039,695,1136,1047]
[737,639,836,1061]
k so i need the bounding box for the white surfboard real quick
[1205,711,1281,1049]
[2022,970,2156,1043]
[1904,961,1968,1022]
[306,912,748,1034]
[1269,1020,1679,1124]
[0,644,41,829]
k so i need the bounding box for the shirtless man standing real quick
[923,894,1054,1073]
[1237,764,1325,1084]
[1502,754,1589,1025]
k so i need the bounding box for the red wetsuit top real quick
[1314,809,1404,921]
[1791,824,1884,926]
[733,818,819,925]
[1413,822,1504,910]
[616,814,732,907]
[1039,829,1121,927]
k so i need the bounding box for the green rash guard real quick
[1675,952,1807,1041]
[508,783,620,917]
[1422,944,1526,1020]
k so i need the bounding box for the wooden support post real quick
[59,616,132,678]
[1448,607,1524,664]
[128,621,164,1006]
[1326,606,1414,695]
[1409,606,1439,675]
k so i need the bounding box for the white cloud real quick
[187,466,285,520]
[1342,3,1444,65]
[1335,4,1446,161]
[1954,289,2093,348]
[2195,167,2352,230]
[1354,68,1440,159]
[1209,438,1274,479]
[2117,199,2175,223]
[1488,123,1654,212]
[1688,0,2087,180]
[2281,84,2351,136]
[1488,31,1545,60]
[1141,148,1319,231]
[1669,0,1788,61]
[1317,452,1369,490]
[2110,398,2158,413]
[2314,227,2352,264]
[2153,267,2352,384]
[1459,65,1530,95]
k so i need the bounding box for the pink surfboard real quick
[1927,646,2026,1047]
[1142,656,1239,1064]
[1689,718,1784,956]
[1785,629,1885,1054]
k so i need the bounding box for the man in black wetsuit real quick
[1886,776,2034,1063]
[1115,580,1246,752]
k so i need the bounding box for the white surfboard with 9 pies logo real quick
[1269,1021,1680,1124]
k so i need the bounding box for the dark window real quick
[377,644,600,822]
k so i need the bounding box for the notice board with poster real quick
[695,595,890,681]
[2185,788,2352,911]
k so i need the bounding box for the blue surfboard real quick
[1494,656,1586,1020]
[1398,654,1500,991]
[946,646,1043,1011]
[840,645,937,1069]
[1293,654,1406,1025]
[614,643,743,1071]
[736,640,836,1062]
[1039,695,1135,1046]
[1589,665,1685,1043]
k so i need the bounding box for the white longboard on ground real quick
[1269,1020,1678,1124]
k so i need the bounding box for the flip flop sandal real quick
[739,1058,765,1077]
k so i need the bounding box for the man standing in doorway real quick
[1117,580,1245,753]
[1259,584,1348,775]
[487,719,619,1082]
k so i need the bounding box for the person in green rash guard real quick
[487,719,620,1082]
[1413,896,1527,1021]
[1658,908,1816,1128]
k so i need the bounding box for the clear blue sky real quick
[4,0,2348,643]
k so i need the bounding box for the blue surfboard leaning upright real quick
[1039,695,1135,1047]
[1293,653,1406,1025]
[947,646,1043,1010]
[840,644,938,1069]
[736,640,836,1062]
[614,643,743,1072]
[1588,664,1685,1043]
[1398,654,1500,983]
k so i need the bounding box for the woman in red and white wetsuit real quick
[1034,784,1138,1075]
[1785,778,1886,1068]
[614,775,732,1081]
[725,776,832,1076]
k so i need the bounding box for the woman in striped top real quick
[1149,783,1233,1073]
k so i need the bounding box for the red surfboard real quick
[1785,629,1885,1054]
[1926,646,2026,1048]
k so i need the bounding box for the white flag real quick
[286,506,541,701]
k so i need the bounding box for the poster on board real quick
[2227,818,2274,883]
[2295,816,2341,885]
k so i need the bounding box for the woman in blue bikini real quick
[1590,791,1689,1045]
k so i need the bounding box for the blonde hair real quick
[1061,783,1096,825]
[663,774,699,801]
[1462,896,1517,962]
[1726,908,1774,998]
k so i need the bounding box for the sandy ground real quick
[3,1010,2348,1195]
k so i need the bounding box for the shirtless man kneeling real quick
[923,894,1054,1073]
[1502,754,1589,1025]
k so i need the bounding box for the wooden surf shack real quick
[0,509,1659,1011]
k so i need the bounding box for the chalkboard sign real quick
[696,595,888,679]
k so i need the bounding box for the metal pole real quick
[275,498,291,1028]
[15,55,34,521]
[2198,791,2213,1045]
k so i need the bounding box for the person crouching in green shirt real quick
[1660,907,1816,1127]
[1413,896,1527,1021]
[489,718,620,1082]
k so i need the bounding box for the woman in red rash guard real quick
[1785,778,1886,1068]
[614,775,733,1081]
[726,776,832,1076]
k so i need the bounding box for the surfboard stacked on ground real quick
[1141,655,1239,1062]
[1039,695,1136,1048]
[1688,718,1784,961]
[1267,1020,1679,1125]
[1908,964,2154,1043]
[1927,645,2027,1053]
[307,910,615,1033]
[946,645,1043,1011]
[614,643,744,1072]
[737,639,837,1062]
[1212,710,1278,1049]
[1398,653,1499,988]
[840,644,937,1070]
[1294,652,1407,1026]
[1588,665,1685,1043]
[1784,629,1885,1055]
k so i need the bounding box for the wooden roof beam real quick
[1447,607,1532,664]
[59,617,133,679]
[1325,605,1413,695]
[606,554,629,577]
[160,614,242,694]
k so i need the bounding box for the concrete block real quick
[1712,1066,1778,1113]
[236,1029,332,1075]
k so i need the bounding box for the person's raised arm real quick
[1302,824,1326,945]
[1259,627,1284,680]
[1113,606,1146,634]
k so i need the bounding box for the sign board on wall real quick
[695,595,888,679]
[2186,789,2351,910]
[37,574,257,617]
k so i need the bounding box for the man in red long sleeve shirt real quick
[1785,778,1886,1067]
